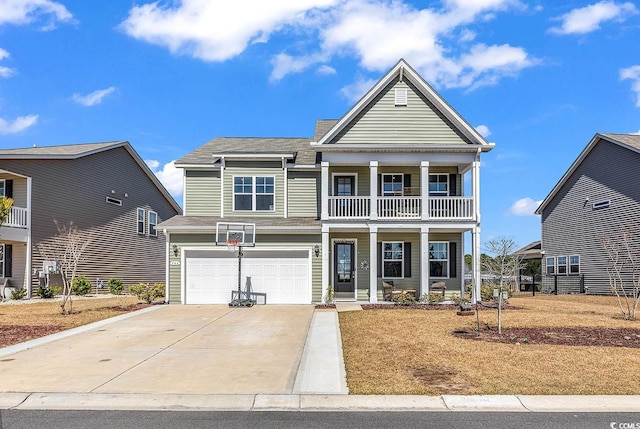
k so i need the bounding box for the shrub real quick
[130,282,165,304]
[72,276,92,295]
[10,288,27,300]
[392,291,417,305]
[36,286,54,299]
[324,285,335,305]
[420,292,444,304]
[108,278,124,295]
[466,283,511,302]
[451,292,472,306]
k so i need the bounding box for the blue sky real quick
[1,0,639,250]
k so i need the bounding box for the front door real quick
[334,242,355,293]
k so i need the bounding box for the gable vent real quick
[106,196,123,206]
[593,200,610,210]
[394,88,408,106]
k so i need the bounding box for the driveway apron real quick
[0,305,314,395]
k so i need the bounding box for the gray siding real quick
[184,170,220,216]
[329,78,471,146]
[0,146,180,293]
[287,171,319,218]
[541,140,640,294]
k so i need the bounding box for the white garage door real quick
[185,249,311,304]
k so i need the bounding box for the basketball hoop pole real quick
[236,244,243,304]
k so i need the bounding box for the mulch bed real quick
[453,326,640,348]
[0,325,66,348]
[100,303,152,312]
[361,303,522,311]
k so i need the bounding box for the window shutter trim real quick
[404,242,411,278]
[5,244,12,277]
[377,242,382,278]
[450,242,457,278]
[449,174,457,197]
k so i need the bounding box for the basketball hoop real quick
[226,239,240,252]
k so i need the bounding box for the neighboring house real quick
[513,240,542,291]
[0,141,182,298]
[158,59,494,304]
[535,133,640,295]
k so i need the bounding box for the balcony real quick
[327,196,474,220]
[1,206,28,228]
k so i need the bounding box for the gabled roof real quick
[535,133,640,214]
[514,240,542,260]
[0,141,182,213]
[314,59,494,152]
[175,137,316,167]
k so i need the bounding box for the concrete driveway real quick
[0,305,314,395]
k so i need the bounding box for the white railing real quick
[328,196,370,218]
[1,206,28,228]
[429,196,474,219]
[378,196,421,219]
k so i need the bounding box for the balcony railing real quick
[327,196,474,220]
[1,206,28,228]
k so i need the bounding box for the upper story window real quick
[382,242,404,278]
[234,176,275,211]
[137,208,145,235]
[148,211,158,237]
[429,174,448,196]
[429,241,449,278]
[546,256,555,275]
[557,256,567,274]
[569,255,580,274]
[382,174,403,196]
[0,180,4,197]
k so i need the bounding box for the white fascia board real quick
[322,151,476,165]
[174,163,219,169]
[210,153,295,159]
[319,144,492,153]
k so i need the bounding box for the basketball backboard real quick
[216,222,256,247]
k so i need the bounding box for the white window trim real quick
[546,256,556,275]
[569,255,580,275]
[331,173,358,196]
[428,173,448,196]
[137,208,145,235]
[232,175,276,212]
[148,210,158,237]
[382,173,404,197]
[0,179,5,198]
[557,255,567,275]
[382,241,404,279]
[429,241,449,279]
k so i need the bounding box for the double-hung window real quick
[148,211,158,237]
[234,176,275,211]
[569,255,580,274]
[428,174,448,196]
[382,174,403,196]
[429,242,449,278]
[382,242,403,278]
[137,208,145,235]
[546,257,556,275]
[557,256,567,274]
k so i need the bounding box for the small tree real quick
[0,197,14,226]
[36,221,95,314]
[600,227,640,320]
[482,237,524,334]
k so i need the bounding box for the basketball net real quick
[226,239,240,252]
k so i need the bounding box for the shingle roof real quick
[157,215,321,231]
[313,120,338,141]
[0,141,125,158]
[176,137,317,166]
[599,133,640,151]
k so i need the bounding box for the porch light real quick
[172,244,179,257]
[314,244,320,257]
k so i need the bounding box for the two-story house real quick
[159,59,494,304]
[0,141,181,298]
[536,133,640,295]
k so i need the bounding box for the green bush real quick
[36,286,54,299]
[10,288,27,300]
[392,291,417,305]
[130,282,165,303]
[108,278,124,295]
[420,292,445,304]
[72,276,92,295]
[466,283,512,302]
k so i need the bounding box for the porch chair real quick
[382,280,402,301]
[430,281,446,296]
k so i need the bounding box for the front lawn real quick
[339,294,640,395]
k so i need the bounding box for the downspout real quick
[220,156,225,218]
[164,230,170,303]
[26,176,32,298]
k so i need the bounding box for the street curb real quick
[5,393,640,412]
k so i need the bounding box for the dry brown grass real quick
[339,294,640,395]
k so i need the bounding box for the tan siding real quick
[4,240,26,291]
[287,171,319,218]
[224,164,284,218]
[185,170,220,216]
[331,79,471,146]
[0,174,27,207]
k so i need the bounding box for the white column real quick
[369,226,378,302]
[321,226,330,302]
[321,162,329,220]
[220,157,226,218]
[420,226,430,296]
[165,232,170,303]
[26,176,32,298]
[369,161,378,220]
[473,158,480,223]
[472,226,481,303]
[420,161,429,220]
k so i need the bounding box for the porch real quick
[2,206,28,229]
[327,195,474,220]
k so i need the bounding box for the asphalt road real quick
[2,411,639,429]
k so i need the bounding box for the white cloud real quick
[121,0,536,91]
[0,0,74,29]
[72,86,117,107]
[146,159,183,199]
[317,64,336,75]
[475,124,491,137]
[339,77,377,102]
[509,197,542,216]
[0,48,15,77]
[620,65,640,107]
[0,114,38,134]
[549,1,638,35]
